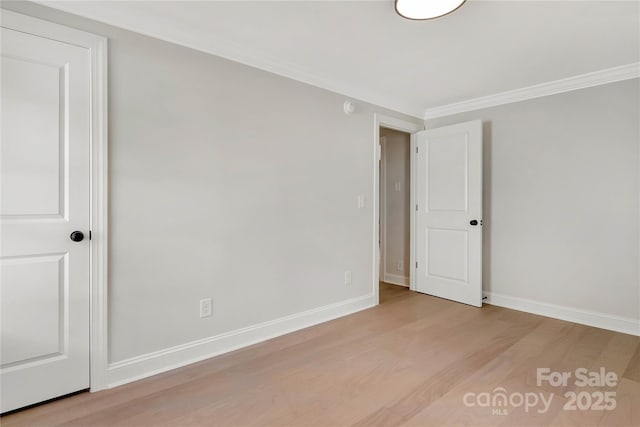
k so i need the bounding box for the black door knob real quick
[470,220,478,226]
[70,231,84,242]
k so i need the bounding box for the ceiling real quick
[40,1,640,118]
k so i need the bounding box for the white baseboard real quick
[383,273,409,287]
[484,292,640,337]
[104,293,376,389]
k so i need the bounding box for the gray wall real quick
[428,79,640,320]
[2,2,421,363]
[380,128,410,284]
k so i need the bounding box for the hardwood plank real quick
[379,282,410,304]
[396,317,574,427]
[2,286,638,427]
[597,378,640,427]
[622,341,640,382]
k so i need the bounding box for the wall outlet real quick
[396,261,403,272]
[394,182,401,192]
[357,195,366,209]
[344,270,352,285]
[199,298,212,318]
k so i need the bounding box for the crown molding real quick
[423,62,640,120]
[32,1,424,118]
[26,2,640,122]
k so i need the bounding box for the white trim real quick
[484,292,640,337]
[89,36,109,393]
[373,114,423,305]
[409,133,417,291]
[376,114,424,134]
[379,136,387,282]
[32,3,640,122]
[382,274,409,287]
[32,1,424,118]
[105,293,375,388]
[423,62,640,119]
[1,10,110,392]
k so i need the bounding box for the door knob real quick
[470,220,478,226]
[70,231,84,242]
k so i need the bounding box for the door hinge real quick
[416,262,418,269]
[415,204,418,211]
[89,230,92,240]
[416,146,419,154]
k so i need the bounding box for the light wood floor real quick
[3,283,639,427]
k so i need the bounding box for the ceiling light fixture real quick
[395,0,467,20]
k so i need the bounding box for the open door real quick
[414,120,483,307]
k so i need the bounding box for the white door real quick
[415,121,483,307]
[1,24,91,413]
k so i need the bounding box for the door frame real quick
[1,10,109,392]
[379,135,387,281]
[373,114,424,305]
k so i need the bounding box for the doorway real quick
[379,127,411,303]
[373,114,423,305]
[373,115,483,307]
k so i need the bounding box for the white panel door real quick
[1,25,91,413]
[415,121,482,307]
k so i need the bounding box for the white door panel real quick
[1,56,62,216]
[415,121,482,307]
[427,228,468,282]
[427,134,469,212]
[1,26,90,413]
[1,254,66,365]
